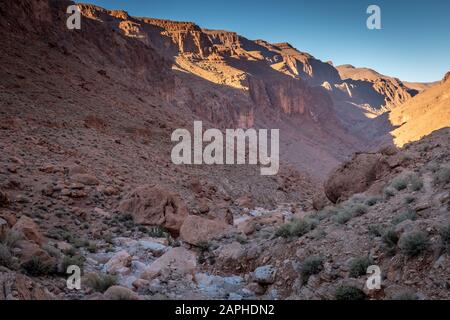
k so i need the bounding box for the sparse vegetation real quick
[433,167,450,186]
[368,224,383,237]
[276,218,316,238]
[335,285,366,300]
[399,232,429,257]
[392,208,417,225]
[349,256,373,278]
[439,224,450,253]
[196,241,212,253]
[0,244,17,269]
[365,196,381,207]
[384,187,396,199]
[333,202,368,225]
[22,256,55,276]
[391,177,408,191]
[382,229,399,255]
[61,254,85,273]
[300,256,324,284]
[85,273,118,293]
[408,173,423,191]
[147,226,168,238]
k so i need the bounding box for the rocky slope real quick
[388,73,450,147]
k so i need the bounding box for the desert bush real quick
[61,255,85,273]
[317,207,337,221]
[0,243,17,269]
[147,226,168,238]
[87,242,98,253]
[333,202,368,225]
[365,196,381,207]
[408,173,423,191]
[335,286,366,300]
[433,167,450,186]
[392,208,417,225]
[440,224,450,253]
[384,187,396,199]
[399,232,429,257]
[42,244,62,258]
[368,224,383,237]
[276,218,316,238]
[0,230,23,249]
[300,256,324,284]
[349,256,374,278]
[391,177,408,191]
[404,196,416,204]
[382,229,399,255]
[392,290,418,300]
[85,273,117,293]
[196,241,212,253]
[22,256,55,276]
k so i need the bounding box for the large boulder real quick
[0,271,54,300]
[140,247,197,280]
[180,215,231,246]
[118,185,188,235]
[324,153,389,203]
[103,286,139,300]
[12,216,44,245]
[104,250,132,275]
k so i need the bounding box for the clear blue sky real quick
[83,0,450,82]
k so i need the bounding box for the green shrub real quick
[368,224,383,237]
[433,167,450,186]
[196,241,211,253]
[22,256,55,276]
[439,224,450,253]
[382,229,399,255]
[384,187,396,199]
[42,244,62,259]
[404,196,416,204]
[87,242,98,253]
[276,219,316,238]
[349,256,373,278]
[300,256,324,284]
[335,286,366,300]
[365,196,381,207]
[0,244,17,269]
[61,255,85,273]
[333,202,368,225]
[392,290,419,300]
[399,232,429,257]
[147,226,168,238]
[86,273,117,293]
[392,208,417,225]
[391,177,408,191]
[0,230,23,248]
[408,174,423,191]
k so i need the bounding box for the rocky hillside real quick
[388,73,450,147]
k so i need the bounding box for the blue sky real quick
[83,0,450,82]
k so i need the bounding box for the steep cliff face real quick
[336,64,418,110]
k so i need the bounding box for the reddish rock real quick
[118,185,188,235]
[12,216,44,245]
[0,272,54,300]
[180,215,231,245]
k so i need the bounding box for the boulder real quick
[140,247,197,280]
[71,173,99,186]
[180,215,231,245]
[118,185,188,235]
[253,265,277,285]
[324,153,389,203]
[12,216,44,245]
[0,271,54,300]
[104,250,132,275]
